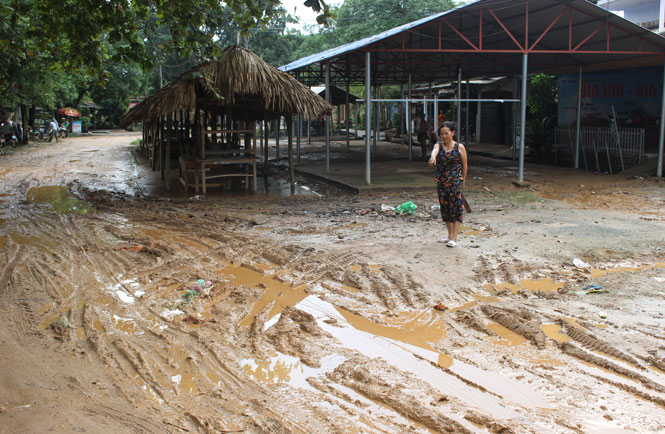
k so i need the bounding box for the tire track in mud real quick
[10,182,665,433]
[563,322,641,367]
[328,356,474,434]
[481,304,547,349]
[560,341,665,394]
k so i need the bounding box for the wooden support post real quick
[275,118,280,159]
[287,114,295,194]
[264,120,269,177]
[151,118,157,170]
[159,117,165,177]
[253,124,257,192]
[165,113,171,191]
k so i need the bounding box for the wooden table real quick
[180,151,257,194]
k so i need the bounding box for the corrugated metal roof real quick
[280,0,665,83]
[280,0,479,72]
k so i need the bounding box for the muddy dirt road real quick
[1,133,665,433]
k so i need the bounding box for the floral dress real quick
[435,142,464,222]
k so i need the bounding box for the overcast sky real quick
[280,0,475,33]
[281,0,341,33]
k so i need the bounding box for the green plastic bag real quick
[395,201,417,215]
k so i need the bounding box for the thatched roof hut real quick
[121,46,332,195]
[120,45,332,127]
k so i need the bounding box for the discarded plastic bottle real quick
[395,201,417,215]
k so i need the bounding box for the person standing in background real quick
[428,121,467,247]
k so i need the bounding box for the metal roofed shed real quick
[281,0,665,184]
[310,85,359,105]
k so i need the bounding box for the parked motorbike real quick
[1,133,18,148]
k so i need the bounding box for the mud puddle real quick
[26,185,94,215]
[230,264,552,421]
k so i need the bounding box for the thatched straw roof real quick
[120,45,333,126]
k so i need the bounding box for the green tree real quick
[1,0,331,110]
[292,0,456,59]
[526,73,557,157]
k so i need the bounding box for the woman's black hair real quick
[437,121,457,136]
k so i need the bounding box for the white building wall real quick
[597,0,663,32]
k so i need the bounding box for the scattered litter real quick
[160,309,185,321]
[433,302,448,311]
[573,258,590,268]
[115,290,135,304]
[181,289,200,305]
[430,204,440,210]
[359,208,371,215]
[381,204,396,211]
[188,278,213,296]
[189,195,202,200]
[653,277,665,283]
[56,316,71,328]
[395,201,417,215]
[473,176,482,180]
[483,186,492,192]
[598,311,608,319]
[581,284,608,294]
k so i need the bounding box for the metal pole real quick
[346,81,350,152]
[365,52,371,185]
[408,73,412,161]
[400,84,405,140]
[434,93,438,133]
[476,91,482,145]
[513,78,518,160]
[658,59,665,177]
[519,53,528,182]
[427,82,431,121]
[457,67,462,131]
[423,94,427,124]
[466,79,470,146]
[373,86,378,154]
[575,66,583,169]
[325,63,331,174]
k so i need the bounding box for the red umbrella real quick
[57,107,81,117]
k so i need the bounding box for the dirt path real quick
[1,133,665,433]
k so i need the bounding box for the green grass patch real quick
[130,138,141,145]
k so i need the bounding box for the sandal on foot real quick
[437,237,450,243]
[446,240,457,247]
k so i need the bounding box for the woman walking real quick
[428,122,468,247]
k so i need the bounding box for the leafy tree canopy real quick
[0,0,330,110]
[292,0,456,60]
